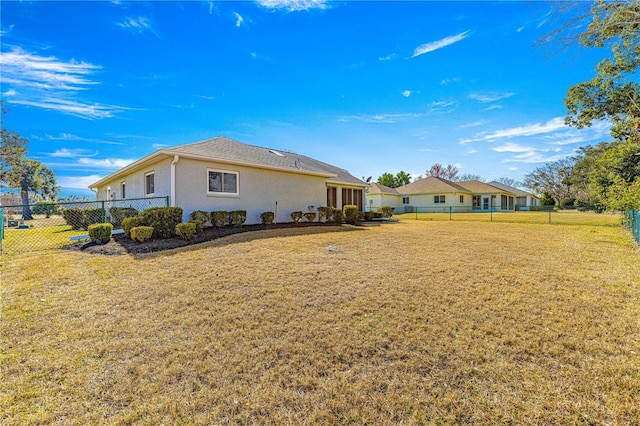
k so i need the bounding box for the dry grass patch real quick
[1,220,639,425]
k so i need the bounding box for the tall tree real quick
[0,102,28,187]
[455,173,484,182]
[377,172,398,188]
[494,177,521,187]
[522,158,575,204]
[428,163,459,180]
[9,158,59,220]
[395,171,412,186]
[376,171,412,188]
[562,0,640,140]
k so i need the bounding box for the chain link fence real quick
[625,210,640,243]
[0,197,168,255]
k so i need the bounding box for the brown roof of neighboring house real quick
[393,177,518,195]
[396,176,469,194]
[455,180,509,194]
[367,182,400,194]
[488,181,538,197]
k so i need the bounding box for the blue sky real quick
[1,0,611,195]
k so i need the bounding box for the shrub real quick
[122,216,142,237]
[211,211,229,227]
[189,210,211,227]
[377,206,395,218]
[230,210,247,226]
[130,226,154,243]
[317,206,331,223]
[88,223,113,244]
[291,211,303,223]
[176,222,197,240]
[363,211,375,221]
[109,207,138,228]
[303,212,316,222]
[188,219,203,234]
[139,207,183,239]
[559,197,576,210]
[260,211,275,225]
[62,208,103,230]
[329,207,343,224]
[32,202,61,218]
[540,192,556,206]
[343,205,359,225]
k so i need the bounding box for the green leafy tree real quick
[561,0,640,140]
[395,171,412,186]
[377,171,412,188]
[9,158,59,220]
[0,102,28,187]
[377,172,398,188]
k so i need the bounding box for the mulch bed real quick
[66,222,337,256]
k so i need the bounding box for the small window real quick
[121,182,126,199]
[434,195,445,204]
[145,172,154,195]
[208,169,238,195]
[402,197,410,205]
[459,195,464,203]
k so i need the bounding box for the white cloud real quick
[338,112,424,124]
[469,92,516,103]
[117,16,158,36]
[460,120,486,128]
[1,24,15,36]
[57,174,103,190]
[491,142,566,164]
[255,0,329,11]
[2,89,16,97]
[78,157,135,168]
[152,143,170,149]
[49,148,98,158]
[428,100,457,114]
[483,104,503,111]
[402,90,413,98]
[9,97,125,120]
[233,12,244,28]
[0,47,125,119]
[411,30,470,58]
[378,54,395,61]
[440,77,460,85]
[483,117,566,141]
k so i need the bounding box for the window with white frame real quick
[208,169,239,195]
[145,172,154,195]
[459,195,464,203]
[402,197,410,204]
[434,195,445,204]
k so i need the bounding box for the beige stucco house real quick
[367,176,539,213]
[89,136,366,224]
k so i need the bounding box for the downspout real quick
[90,187,98,200]
[171,155,179,207]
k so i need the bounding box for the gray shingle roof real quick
[165,136,366,186]
[488,181,537,197]
[367,182,400,194]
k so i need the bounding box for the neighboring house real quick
[367,176,533,213]
[487,181,540,210]
[89,136,367,224]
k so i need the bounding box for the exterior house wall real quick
[401,192,474,212]
[95,158,172,201]
[175,157,327,224]
[365,193,401,212]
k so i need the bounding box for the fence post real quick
[0,207,4,241]
[415,208,418,221]
[548,209,551,224]
[166,196,170,207]
[450,206,452,221]
[101,201,106,223]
